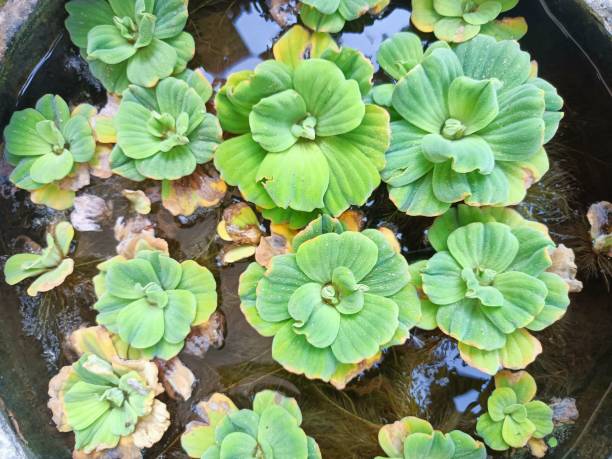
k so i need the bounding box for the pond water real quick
[0,1,611,458]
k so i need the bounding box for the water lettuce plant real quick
[48,326,169,455]
[3,94,96,210]
[215,26,389,229]
[415,205,570,374]
[477,370,553,451]
[181,390,321,459]
[381,34,563,216]
[4,222,75,296]
[112,69,222,183]
[377,416,486,458]
[412,0,527,43]
[299,0,390,33]
[93,245,217,360]
[65,0,194,93]
[238,215,421,388]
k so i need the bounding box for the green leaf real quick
[295,232,378,283]
[526,272,569,331]
[87,24,136,64]
[388,172,451,216]
[29,150,74,184]
[448,76,499,135]
[378,416,434,458]
[63,116,96,162]
[377,32,424,80]
[258,405,309,458]
[360,229,410,296]
[253,390,303,425]
[338,0,372,20]
[288,282,324,325]
[293,59,365,137]
[214,134,275,209]
[116,101,161,159]
[153,0,188,39]
[476,413,508,451]
[402,431,456,459]
[463,1,502,25]
[292,215,345,252]
[447,430,487,459]
[117,298,165,348]
[36,94,71,126]
[434,18,480,43]
[218,432,258,457]
[433,0,466,16]
[4,254,48,285]
[524,400,553,438]
[422,134,495,174]
[505,227,553,276]
[495,370,537,404]
[163,290,197,343]
[392,48,463,133]
[4,109,53,157]
[87,58,130,94]
[255,141,330,212]
[294,303,341,348]
[479,17,528,41]
[382,121,432,187]
[447,222,519,272]
[36,120,65,146]
[501,415,535,448]
[300,5,346,33]
[65,0,115,49]
[411,0,442,32]
[126,38,176,87]
[178,260,217,325]
[256,255,311,322]
[26,258,74,296]
[488,387,517,422]
[321,46,374,96]
[301,0,340,15]
[249,90,308,152]
[330,293,398,363]
[104,258,158,299]
[135,145,197,180]
[317,136,381,216]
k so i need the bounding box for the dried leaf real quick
[527,438,548,458]
[378,227,402,254]
[587,201,612,256]
[547,244,583,293]
[223,202,262,244]
[339,209,365,232]
[131,400,171,449]
[122,189,151,215]
[183,311,226,357]
[72,441,142,459]
[550,397,579,426]
[255,234,291,268]
[221,244,257,264]
[156,357,195,401]
[89,145,113,179]
[114,216,168,258]
[162,167,227,216]
[61,163,91,191]
[70,194,113,232]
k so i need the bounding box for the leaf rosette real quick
[112,70,222,182]
[381,34,563,216]
[65,0,195,93]
[299,0,390,33]
[92,245,217,360]
[3,95,96,210]
[4,221,75,296]
[181,390,321,459]
[48,326,169,455]
[238,215,421,388]
[476,371,553,450]
[377,416,486,459]
[215,26,390,229]
[412,0,527,43]
[414,205,570,374]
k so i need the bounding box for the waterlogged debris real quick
[587,201,612,256]
[477,371,553,451]
[550,397,579,426]
[217,202,262,264]
[266,0,296,27]
[183,311,225,357]
[378,416,486,458]
[88,145,113,179]
[70,193,113,231]
[547,244,583,293]
[161,167,227,216]
[255,233,291,268]
[417,205,570,375]
[49,326,170,457]
[113,215,168,258]
[181,391,322,458]
[221,244,257,264]
[156,357,195,401]
[122,189,151,215]
[238,215,421,389]
[4,221,75,296]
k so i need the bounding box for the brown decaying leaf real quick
[222,202,262,245]
[339,209,365,232]
[527,438,548,458]
[183,311,226,357]
[122,190,151,215]
[587,201,612,256]
[155,357,195,401]
[162,167,227,216]
[70,194,113,232]
[114,215,168,258]
[547,244,584,293]
[255,234,291,268]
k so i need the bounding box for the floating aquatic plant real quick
[215,25,389,229]
[477,370,553,451]
[4,222,75,296]
[238,215,421,389]
[181,390,322,459]
[413,205,570,375]
[3,94,96,210]
[48,326,169,455]
[92,244,217,360]
[377,416,486,458]
[381,34,563,216]
[299,0,390,33]
[112,69,222,184]
[411,0,527,43]
[65,0,194,93]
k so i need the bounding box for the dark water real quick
[0,1,611,458]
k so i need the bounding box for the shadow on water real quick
[0,1,610,458]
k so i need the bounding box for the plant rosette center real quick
[113,11,156,48]
[147,111,191,151]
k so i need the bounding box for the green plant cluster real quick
[0,1,574,457]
